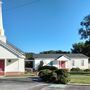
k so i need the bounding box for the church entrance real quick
[0,60,5,75]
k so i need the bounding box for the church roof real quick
[33,54,89,59]
[0,40,25,58]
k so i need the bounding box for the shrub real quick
[38,69,70,84]
[38,61,44,70]
[71,68,81,72]
[84,69,90,72]
[38,66,58,71]
[49,72,57,83]
[59,76,70,84]
[38,69,51,77]
[70,71,90,75]
[38,69,52,82]
[55,69,70,84]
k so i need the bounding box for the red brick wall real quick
[0,71,4,76]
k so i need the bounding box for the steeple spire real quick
[0,0,4,36]
[0,0,6,43]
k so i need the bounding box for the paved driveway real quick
[0,77,90,90]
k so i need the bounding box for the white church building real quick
[0,1,25,76]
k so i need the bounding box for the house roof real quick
[33,54,89,59]
[0,40,25,58]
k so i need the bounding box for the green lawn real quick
[70,74,90,84]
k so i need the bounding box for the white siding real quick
[71,58,88,69]
[0,46,18,59]
[5,58,25,72]
[34,58,55,70]
[5,59,19,72]
[18,58,25,72]
[34,56,89,70]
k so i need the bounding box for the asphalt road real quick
[0,77,90,90]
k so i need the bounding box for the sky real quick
[2,0,90,53]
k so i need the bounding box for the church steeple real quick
[0,0,6,43]
[0,0,4,36]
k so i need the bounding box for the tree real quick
[38,61,44,70]
[71,41,90,57]
[71,42,85,53]
[25,53,34,60]
[40,50,70,54]
[79,15,90,41]
[84,41,90,57]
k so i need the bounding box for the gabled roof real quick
[0,40,25,58]
[33,54,89,59]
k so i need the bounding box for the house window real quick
[81,60,84,66]
[72,60,75,66]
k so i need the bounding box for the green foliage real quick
[79,15,90,40]
[71,41,90,58]
[84,69,90,72]
[38,69,70,84]
[25,53,34,60]
[70,72,90,75]
[38,66,58,71]
[71,68,81,72]
[38,61,44,70]
[71,42,85,53]
[50,72,57,83]
[38,69,52,82]
[70,68,90,75]
[55,69,70,84]
[40,50,70,54]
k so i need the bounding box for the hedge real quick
[38,69,70,84]
[70,68,82,72]
[55,69,70,84]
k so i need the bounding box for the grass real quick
[70,74,90,84]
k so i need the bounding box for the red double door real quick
[59,61,66,68]
[0,60,4,75]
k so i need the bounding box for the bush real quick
[71,68,81,72]
[70,71,90,75]
[38,69,52,82]
[38,66,58,71]
[49,72,57,83]
[55,69,70,84]
[38,69,57,83]
[84,69,90,72]
[38,69,51,78]
[38,61,44,70]
[38,69,70,84]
